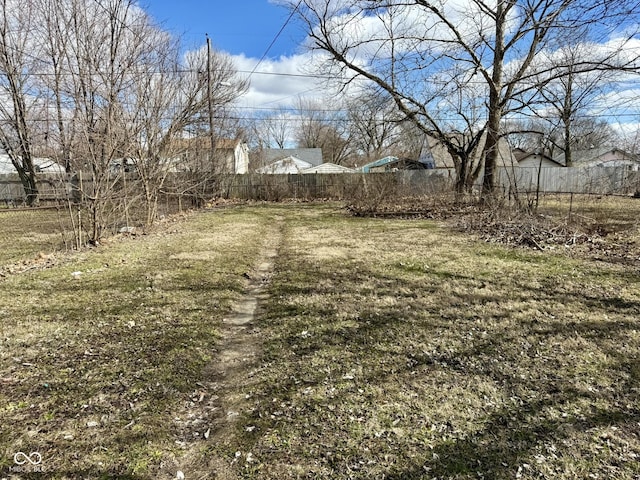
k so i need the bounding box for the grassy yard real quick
[1,202,639,479]
[537,193,640,235]
[0,208,75,266]
[0,206,280,478]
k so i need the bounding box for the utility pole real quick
[206,35,215,171]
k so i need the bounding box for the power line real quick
[247,0,303,81]
[239,69,332,80]
[11,110,640,125]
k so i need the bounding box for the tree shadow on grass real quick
[383,406,640,479]
[242,249,640,478]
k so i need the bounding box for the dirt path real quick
[170,220,283,479]
[214,241,279,421]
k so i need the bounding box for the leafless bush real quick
[345,173,403,215]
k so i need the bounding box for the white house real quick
[514,150,564,168]
[167,137,249,174]
[260,148,323,167]
[215,138,249,174]
[301,163,355,174]
[0,154,65,174]
[554,147,640,170]
[256,156,313,174]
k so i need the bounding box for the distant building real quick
[255,148,323,170]
[553,147,640,169]
[215,139,249,174]
[359,156,432,173]
[301,163,355,174]
[428,133,515,169]
[170,137,249,174]
[256,156,313,174]
[0,154,65,174]
[514,150,563,168]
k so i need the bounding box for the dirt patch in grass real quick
[172,215,284,479]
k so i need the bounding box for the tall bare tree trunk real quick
[0,0,39,205]
[481,0,506,200]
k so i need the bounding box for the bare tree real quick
[620,126,640,156]
[35,0,77,173]
[37,0,246,239]
[288,0,640,197]
[245,110,294,172]
[126,39,247,225]
[256,108,295,149]
[59,0,154,242]
[507,116,616,160]
[0,0,41,205]
[295,96,351,164]
[345,86,403,162]
[523,37,625,166]
[0,0,248,241]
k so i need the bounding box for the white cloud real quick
[225,2,511,112]
[227,1,640,138]
[304,0,507,65]
[231,53,327,109]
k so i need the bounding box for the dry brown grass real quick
[0,208,74,268]
[1,202,639,479]
[205,204,640,479]
[0,206,281,478]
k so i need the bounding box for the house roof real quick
[262,148,323,167]
[515,151,564,167]
[359,156,398,172]
[301,163,355,174]
[216,138,245,150]
[0,155,65,174]
[359,156,431,172]
[169,136,245,153]
[35,159,66,173]
[513,148,530,162]
[552,147,639,167]
[256,156,313,174]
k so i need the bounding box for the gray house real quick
[255,148,323,171]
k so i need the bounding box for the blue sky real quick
[141,0,324,110]
[142,0,304,59]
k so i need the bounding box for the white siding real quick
[256,156,313,174]
[301,163,354,174]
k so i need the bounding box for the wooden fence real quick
[218,170,453,200]
[495,166,640,195]
[0,173,71,205]
[1,166,638,204]
[216,167,640,199]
